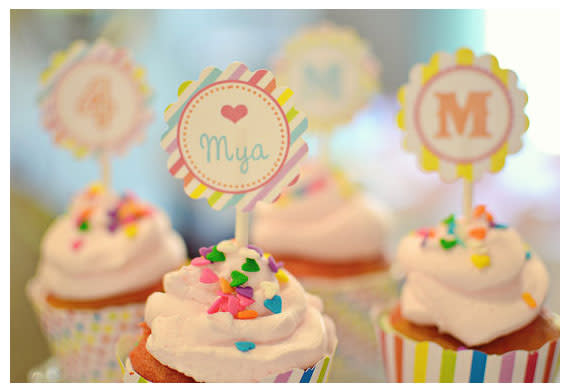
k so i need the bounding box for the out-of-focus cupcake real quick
[251,161,396,381]
[373,206,559,383]
[117,239,337,383]
[27,183,187,382]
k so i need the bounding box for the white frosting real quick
[37,188,187,300]
[252,163,389,261]
[144,241,337,382]
[397,216,549,347]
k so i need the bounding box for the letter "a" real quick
[435,91,491,139]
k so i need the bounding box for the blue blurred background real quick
[10,9,559,382]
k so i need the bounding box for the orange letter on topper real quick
[77,77,114,130]
[435,91,491,139]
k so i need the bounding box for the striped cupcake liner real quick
[116,334,335,383]
[373,308,560,383]
[27,277,146,382]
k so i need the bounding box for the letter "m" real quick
[435,91,491,139]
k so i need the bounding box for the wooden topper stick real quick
[463,179,473,220]
[235,210,249,247]
[100,152,112,189]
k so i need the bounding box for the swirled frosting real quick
[252,162,389,261]
[144,240,337,382]
[37,183,187,300]
[397,206,549,347]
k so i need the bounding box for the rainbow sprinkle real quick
[522,292,537,308]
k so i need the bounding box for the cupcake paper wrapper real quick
[116,334,335,383]
[372,307,560,383]
[27,277,146,382]
[301,271,397,382]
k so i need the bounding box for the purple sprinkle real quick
[268,255,283,273]
[199,246,213,257]
[247,244,263,257]
[236,286,254,298]
[108,222,118,233]
[107,209,117,217]
[457,346,467,351]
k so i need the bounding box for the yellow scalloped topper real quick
[274,22,380,132]
[397,47,528,183]
[38,39,152,158]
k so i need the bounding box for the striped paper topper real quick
[274,22,380,132]
[398,48,529,182]
[161,62,309,212]
[38,39,153,158]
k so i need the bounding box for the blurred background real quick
[11,9,559,382]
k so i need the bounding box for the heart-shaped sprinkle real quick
[247,244,263,257]
[206,246,226,263]
[242,258,260,272]
[237,294,255,308]
[227,295,240,316]
[191,257,211,266]
[264,295,282,314]
[71,239,83,251]
[267,255,283,273]
[217,240,237,254]
[79,220,89,232]
[200,268,219,284]
[468,227,487,240]
[235,341,255,352]
[525,251,532,260]
[236,310,258,319]
[260,281,279,299]
[275,269,289,284]
[219,277,234,294]
[207,297,223,314]
[440,238,457,250]
[473,205,487,218]
[221,104,248,124]
[199,246,213,257]
[124,224,138,238]
[443,214,455,225]
[522,292,536,308]
[235,286,253,298]
[239,247,259,260]
[471,254,491,269]
[230,271,248,287]
[492,223,508,229]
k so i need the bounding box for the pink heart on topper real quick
[221,104,248,123]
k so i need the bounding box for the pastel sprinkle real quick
[71,239,83,251]
[219,277,234,294]
[199,246,213,257]
[191,257,211,266]
[227,295,241,316]
[264,294,282,314]
[236,310,258,319]
[235,341,255,352]
[230,271,248,287]
[440,238,457,250]
[239,247,260,260]
[124,224,138,238]
[79,220,89,232]
[468,227,487,240]
[206,246,226,263]
[471,254,491,269]
[217,239,237,254]
[525,251,532,260]
[275,269,289,284]
[260,281,279,299]
[199,268,219,284]
[242,258,260,272]
[235,286,254,298]
[247,244,264,257]
[267,255,283,273]
[443,214,455,226]
[237,294,255,308]
[207,297,223,314]
[473,205,486,218]
[522,292,537,308]
[492,223,508,229]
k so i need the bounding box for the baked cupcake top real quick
[144,240,337,382]
[252,162,389,261]
[397,205,549,347]
[37,183,187,300]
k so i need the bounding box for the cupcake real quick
[374,206,560,383]
[251,161,396,381]
[27,183,187,382]
[117,239,337,382]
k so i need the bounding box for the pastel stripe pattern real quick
[118,352,334,383]
[161,62,309,211]
[374,311,560,383]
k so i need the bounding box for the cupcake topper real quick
[274,22,379,162]
[161,62,309,246]
[38,39,153,188]
[397,48,529,219]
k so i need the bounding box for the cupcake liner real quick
[116,334,336,383]
[300,271,397,381]
[27,277,146,382]
[372,307,560,383]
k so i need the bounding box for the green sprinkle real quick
[440,238,457,250]
[241,258,260,272]
[79,221,89,232]
[230,270,248,287]
[443,214,455,225]
[206,246,226,263]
